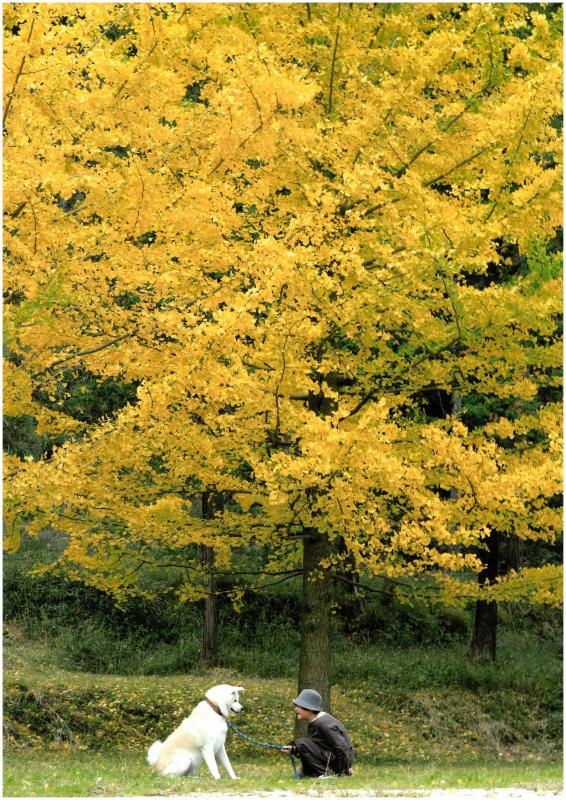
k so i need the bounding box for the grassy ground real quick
[2,750,563,797]
[4,629,561,762]
[3,590,562,798]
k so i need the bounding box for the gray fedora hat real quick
[292,689,322,711]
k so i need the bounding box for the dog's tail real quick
[147,740,163,768]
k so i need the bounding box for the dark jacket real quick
[303,711,354,774]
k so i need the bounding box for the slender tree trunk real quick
[337,538,366,629]
[296,529,332,736]
[469,530,499,662]
[508,534,522,572]
[201,543,218,666]
[451,389,463,418]
[201,491,223,667]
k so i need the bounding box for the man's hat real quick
[292,689,322,711]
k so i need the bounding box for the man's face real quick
[294,705,317,721]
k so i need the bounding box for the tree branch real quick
[32,331,136,378]
[337,337,459,425]
[326,6,341,115]
[422,144,492,188]
[440,273,463,341]
[135,558,302,579]
[484,109,531,222]
[274,331,290,447]
[27,196,38,255]
[3,18,35,129]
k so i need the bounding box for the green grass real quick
[4,629,562,765]
[2,750,563,797]
[3,584,562,797]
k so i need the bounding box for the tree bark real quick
[296,529,332,736]
[507,534,522,572]
[337,538,366,629]
[469,530,499,662]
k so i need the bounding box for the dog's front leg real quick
[217,745,238,779]
[201,746,221,780]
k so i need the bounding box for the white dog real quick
[147,684,244,780]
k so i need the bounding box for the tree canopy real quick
[4,3,563,610]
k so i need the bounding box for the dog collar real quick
[206,698,225,718]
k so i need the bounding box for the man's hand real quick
[281,746,296,756]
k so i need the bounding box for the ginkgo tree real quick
[4,3,562,701]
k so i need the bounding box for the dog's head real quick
[206,684,244,718]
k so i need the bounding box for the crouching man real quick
[281,689,354,778]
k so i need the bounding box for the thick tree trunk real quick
[470,530,499,662]
[201,491,223,667]
[296,530,332,736]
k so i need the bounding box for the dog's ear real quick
[235,686,244,693]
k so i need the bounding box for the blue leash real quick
[227,721,300,779]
